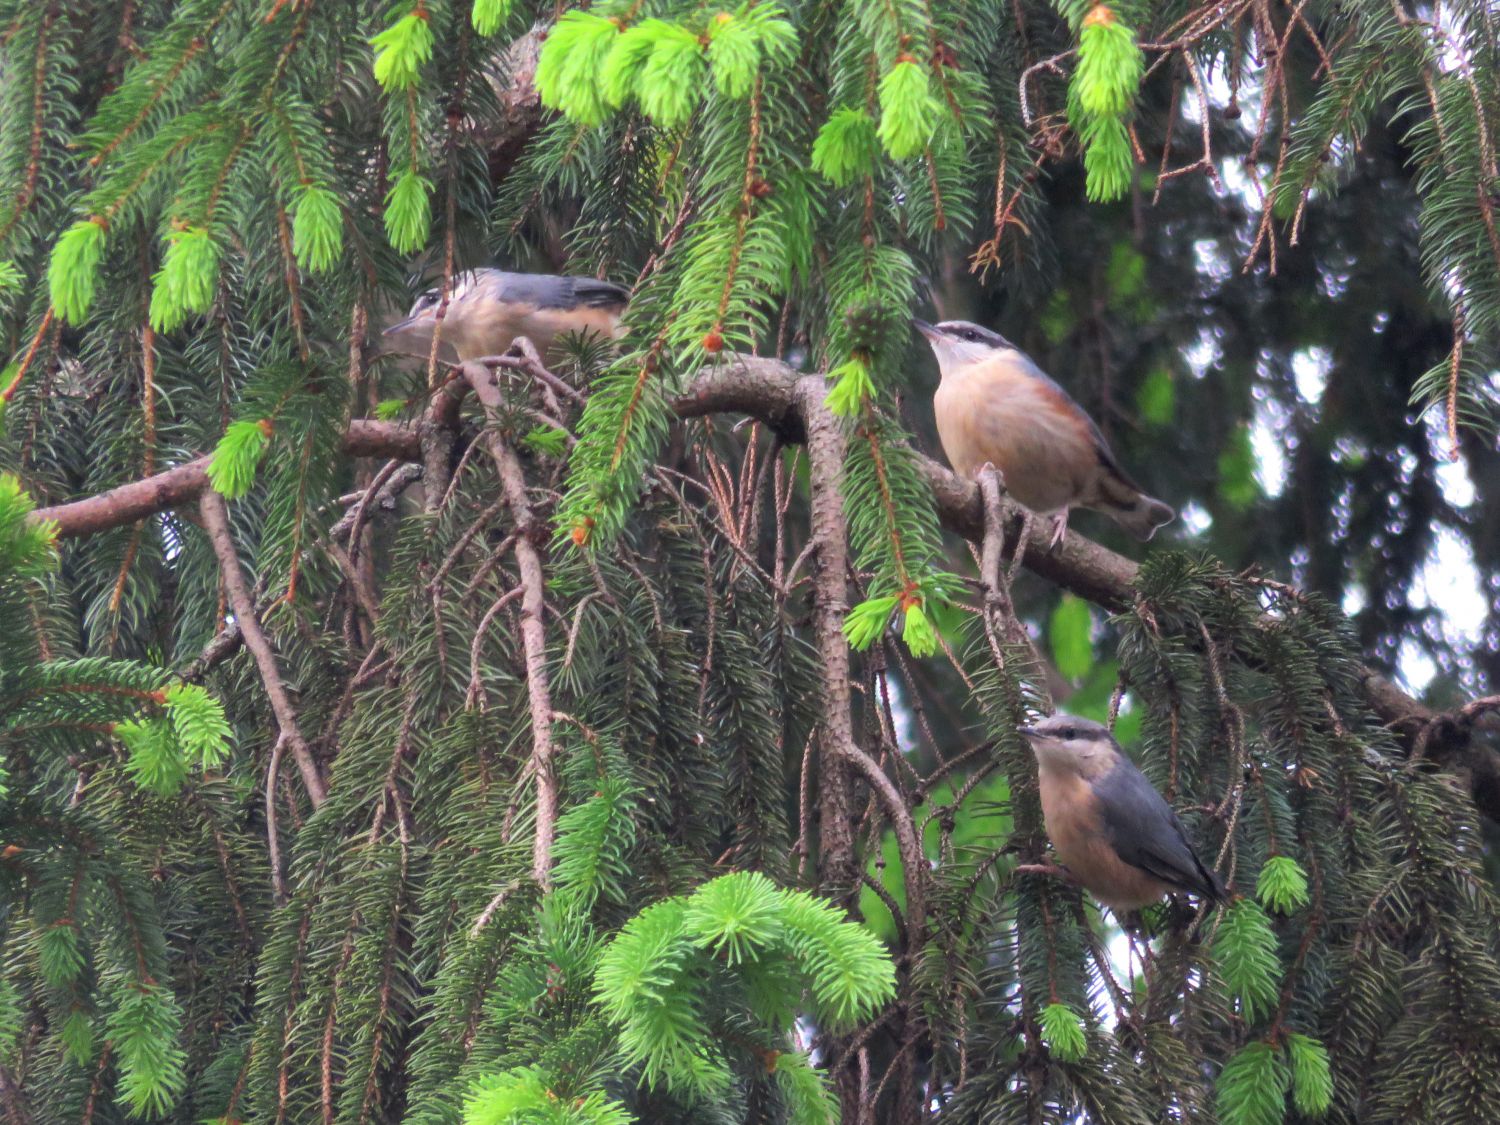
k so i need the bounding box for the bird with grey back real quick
[914,319,1174,546]
[382,269,630,364]
[1018,715,1225,912]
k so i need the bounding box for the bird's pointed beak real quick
[913,318,940,341]
[382,318,416,338]
[1016,725,1039,740]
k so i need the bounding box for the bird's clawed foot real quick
[1046,509,1070,552]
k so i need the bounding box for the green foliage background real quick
[0,0,1497,1123]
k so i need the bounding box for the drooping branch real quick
[31,354,1494,818]
[463,361,559,886]
[199,490,328,809]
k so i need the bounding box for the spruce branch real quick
[464,361,559,887]
[796,375,926,944]
[197,489,327,808]
[26,355,1499,821]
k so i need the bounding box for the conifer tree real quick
[1,1,1499,1123]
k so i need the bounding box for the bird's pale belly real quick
[934,377,1093,513]
[446,305,621,361]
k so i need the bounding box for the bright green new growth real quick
[825,356,875,416]
[47,219,107,325]
[843,594,900,649]
[1255,854,1310,914]
[371,9,434,92]
[117,717,189,795]
[290,184,343,273]
[162,683,231,770]
[115,684,230,795]
[901,601,937,657]
[1215,1040,1291,1125]
[148,226,219,332]
[1039,1001,1088,1062]
[552,7,795,127]
[206,419,272,499]
[707,6,798,99]
[1076,17,1143,116]
[1214,899,1282,1022]
[681,869,786,964]
[0,474,56,578]
[811,108,882,186]
[1286,1031,1333,1115]
[1063,7,1142,201]
[463,1067,634,1125]
[384,168,433,254]
[876,61,942,160]
[635,23,707,129]
[600,23,660,108]
[535,12,621,126]
[592,872,894,1096]
[471,0,513,37]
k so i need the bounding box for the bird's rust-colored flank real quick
[1037,767,1178,911]
[1020,714,1225,912]
[916,318,1174,541]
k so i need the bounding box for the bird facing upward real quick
[382,269,630,364]
[914,319,1173,545]
[1018,715,1225,913]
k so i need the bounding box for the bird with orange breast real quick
[914,319,1174,547]
[1017,715,1225,913]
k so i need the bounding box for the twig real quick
[267,734,288,906]
[463,362,559,887]
[198,489,327,807]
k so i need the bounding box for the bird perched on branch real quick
[382,269,629,363]
[1018,715,1225,913]
[914,319,1173,546]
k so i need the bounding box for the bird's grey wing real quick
[1008,349,1144,491]
[1094,759,1223,899]
[570,277,630,309]
[478,272,628,311]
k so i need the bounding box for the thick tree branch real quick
[796,376,927,944]
[199,490,328,809]
[31,355,1495,818]
[37,421,419,538]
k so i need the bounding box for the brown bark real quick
[464,362,559,886]
[198,491,328,808]
[30,354,1494,819]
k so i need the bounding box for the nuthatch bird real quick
[914,319,1174,546]
[1018,715,1225,912]
[382,269,629,363]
